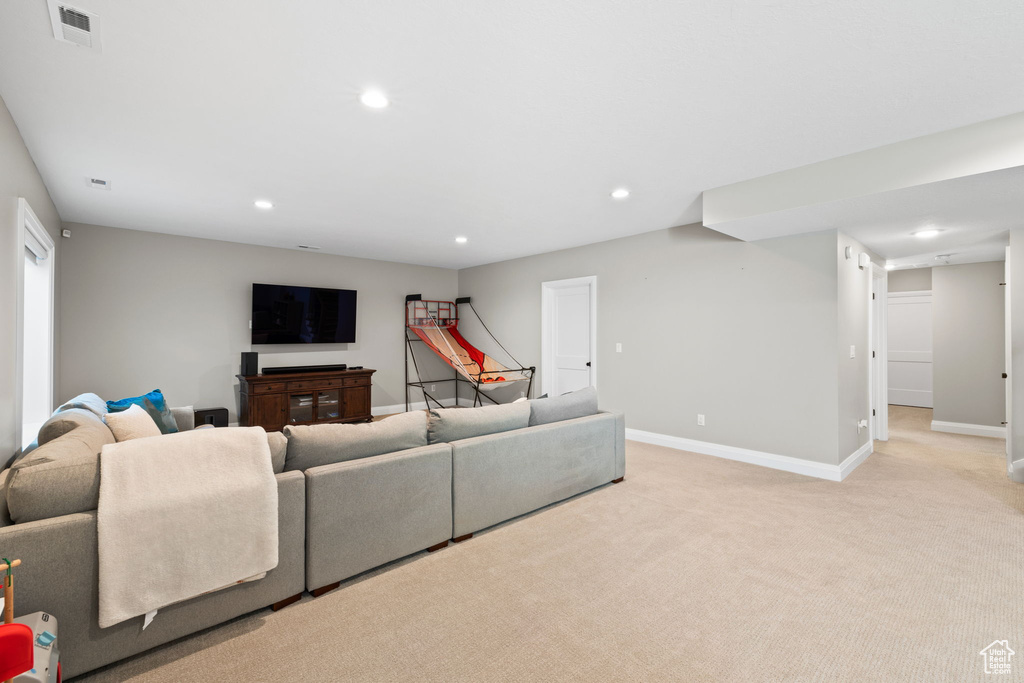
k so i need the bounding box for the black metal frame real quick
[404,294,535,411]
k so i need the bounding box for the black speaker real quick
[194,407,229,428]
[241,351,258,376]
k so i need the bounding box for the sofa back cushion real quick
[528,386,599,426]
[37,408,107,446]
[283,411,427,472]
[267,430,287,474]
[6,419,115,523]
[0,468,11,527]
[427,402,530,444]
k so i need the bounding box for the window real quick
[19,199,55,449]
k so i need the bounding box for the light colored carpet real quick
[75,406,1023,682]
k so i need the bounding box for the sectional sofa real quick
[295,390,626,595]
[0,387,624,678]
[0,404,306,678]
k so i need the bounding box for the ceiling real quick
[2,1,1024,269]
[708,165,1024,268]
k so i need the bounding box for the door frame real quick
[869,263,889,441]
[1005,246,1013,476]
[540,276,597,398]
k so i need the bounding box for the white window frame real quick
[16,198,56,452]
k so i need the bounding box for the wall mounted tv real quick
[251,283,357,344]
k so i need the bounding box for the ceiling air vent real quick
[87,177,110,190]
[47,0,101,52]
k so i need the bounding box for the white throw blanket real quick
[97,426,278,629]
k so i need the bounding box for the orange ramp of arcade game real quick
[406,299,530,390]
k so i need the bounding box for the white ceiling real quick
[707,165,1024,268]
[2,0,1024,269]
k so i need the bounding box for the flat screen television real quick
[251,283,357,344]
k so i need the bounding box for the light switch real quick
[615,343,622,353]
[849,345,856,359]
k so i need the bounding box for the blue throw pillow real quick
[106,389,178,434]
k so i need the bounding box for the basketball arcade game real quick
[405,295,535,411]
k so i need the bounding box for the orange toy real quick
[0,558,32,683]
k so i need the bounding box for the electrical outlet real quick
[520,391,525,398]
[697,414,705,426]
[849,345,856,359]
[431,385,436,392]
[615,343,622,353]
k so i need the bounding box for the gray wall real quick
[59,223,458,420]
[888,267,932,292]
[0,95,62,465]
[459,224,844,465]
[932,262,1005,427]
[836,233,879,459]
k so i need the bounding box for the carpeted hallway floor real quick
[75,406,1023,682]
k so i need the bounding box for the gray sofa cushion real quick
[6,419,115,523]
[304,444,453,589]
[451,411,619,537]
[283,411,428,472]
[267,431,287,474]
[0,467,11,527]
[37,408,109,446]
[171,406,195,432]
[427,402,530,444]
[528,386,599,426]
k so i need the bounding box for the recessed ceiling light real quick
[455,236,468,244]
[360,90,389,109]
[610,188,630,200]
[913,228,940,238]
[254,200,273,210]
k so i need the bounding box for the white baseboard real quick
[838,441,873,480]
[624,428,873,482]
[930,420,1006,439]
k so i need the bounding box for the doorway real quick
[540,276,596,397]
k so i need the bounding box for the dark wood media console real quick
[237,368,376,431]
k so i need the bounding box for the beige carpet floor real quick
[75,406,1023,682]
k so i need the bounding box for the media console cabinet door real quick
[253,393,288,431]
[342,386,370,419]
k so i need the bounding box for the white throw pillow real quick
[105,403,162,442]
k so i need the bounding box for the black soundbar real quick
[262,364,348,375]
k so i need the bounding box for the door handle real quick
[1003,373,1008,379]
[586,362,591,367]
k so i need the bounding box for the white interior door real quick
[541,276,596,397]
[887,290,933,408]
